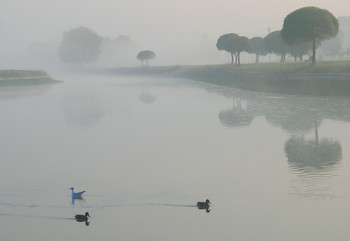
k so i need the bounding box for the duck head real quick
[206,199,211,204]
[85,212,90,217]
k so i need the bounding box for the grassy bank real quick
[199,61,350,74]
[0,69,60,85]
[114,61,350,96]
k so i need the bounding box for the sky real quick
[0,0,349,67]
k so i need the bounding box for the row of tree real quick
[58,6,341,67]
[217,6,339,65]
[58,26,155,67]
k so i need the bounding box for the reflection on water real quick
[219,98,254,127]
[214,87,348,200]
[60,93,104,127]
[138,92,157,104]
[0,84,54,99]
[285,131,342,173]
[71,196,85,205]
[1,76,350,240]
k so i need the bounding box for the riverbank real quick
[112,61,350,96]
[0,70,61,85]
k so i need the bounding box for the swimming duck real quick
[197,199,211,208]
[75,212,90,222]
[69,187,85,197]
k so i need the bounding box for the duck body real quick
[70,187,85,197]
[75,212,90,222]
[197,199,211,208]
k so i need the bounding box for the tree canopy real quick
[263,31,290,62]
[216,33,252,65]
[137,50,156,67]
[250,37,267,63]
[58,26,102,67]
[216,33,239,64]
[281,6,339,64]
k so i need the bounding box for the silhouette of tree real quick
[58,26,102,67]
[281,7,339,64]
[137,50,156,67]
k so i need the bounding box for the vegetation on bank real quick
[0,70,59,85]
[0,70,49,78]
[116,60,350,75]
[199,61,350,74]
[114,61,350,96]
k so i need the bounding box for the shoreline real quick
[0,70,61,86]
[109,64,350,96]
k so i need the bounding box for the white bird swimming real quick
[69,187,85,197]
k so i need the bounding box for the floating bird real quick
[75,212,90,222]
[69,187,85,198]
[197,199,211,208]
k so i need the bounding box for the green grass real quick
[190,61,350,74]
[0,69,61,86]
[0,69,49,78]
[117,61,350,75]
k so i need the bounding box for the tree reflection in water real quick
[285,129,342,173]
[215,88,348,198]
[218,98,254,127]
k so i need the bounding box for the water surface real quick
[0,74,349,241]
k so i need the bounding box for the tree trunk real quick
[255,54,259,63]
[230,53,234,64]
[312,39,316,65]
[237,52,241,66]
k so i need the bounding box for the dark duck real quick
[75,212,90,222]
[197,199,211,211]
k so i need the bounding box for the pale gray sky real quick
[0,0,349,66]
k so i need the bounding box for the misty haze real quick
[1,1,350,241]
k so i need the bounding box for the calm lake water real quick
[0,73,350,241]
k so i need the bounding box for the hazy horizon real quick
[1,0,349,68]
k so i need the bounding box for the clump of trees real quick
[216,33,252,66]
[58,26,102,67]
[281,6,339,64]
[250,37,267,63]
[263,31,290,62]
[216,6,340,65]
[137,50,156,67]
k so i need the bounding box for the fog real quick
[0,0,349,69]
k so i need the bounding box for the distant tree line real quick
[217,6,340,65]
[58,27,156,68]
[58,7,345,68]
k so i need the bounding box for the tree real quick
[137,50,156,67]
[293,41,313,61]
[339,16,350,53]
[216,33,252,65]
[58,26,102,67]
[232,36,252,66]
[318,32,343,58]
[98,35,136,67]
[250,37,267,63]
[216,33,239,64]
[263,31,290,62]
[281,7,339,64]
